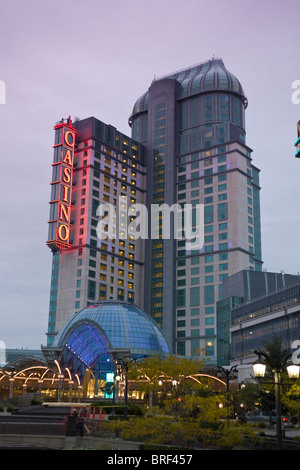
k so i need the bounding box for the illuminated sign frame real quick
[47,116,77,251]
[295,120,300,158]
[295,136,300,158]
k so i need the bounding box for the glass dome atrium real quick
[129,57,248,120]
[46,301,170,378]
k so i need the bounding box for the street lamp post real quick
[253,350,300,450]
[217,365,238,419]
[115,359,129,418]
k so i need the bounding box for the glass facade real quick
[47,252,60,342]
[151,102,166,325]
[216,296,243,366]
[231,284,300,360]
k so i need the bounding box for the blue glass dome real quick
[52,301,169,372]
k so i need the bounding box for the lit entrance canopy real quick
[42,301,170,379]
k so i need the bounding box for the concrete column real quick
[57,374,64,402]
[38,379,43,401]
[69,380,74,402]
[77,385,82,403]
[9,378,14,399]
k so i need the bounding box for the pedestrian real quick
[78,412,84,436]
[72,409,79,434]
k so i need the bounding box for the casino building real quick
[46,57,263,364]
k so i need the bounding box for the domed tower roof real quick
[130,57,247,122]
[51,301,170,370]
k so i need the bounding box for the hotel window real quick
[118,289,124,300]
[219,263,228,271]
[204,187,213,194]
[218,202,228,221]
[204,205,213,223]
[177,310,186,317]
[190,287,200,306]
[205,340,214,356]
[219,233,227,240]
[191,329,199,337]
[219,243,228,250]
[218,174,226,182]
[205,285,214,304]
[177,289,186,307]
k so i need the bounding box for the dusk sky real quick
[1,0,300,349]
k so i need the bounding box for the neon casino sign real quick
[47,116,76,251]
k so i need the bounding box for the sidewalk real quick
[260,426,300,439]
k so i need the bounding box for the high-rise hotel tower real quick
[46,58,262,362]
[129,58,262,358]
[46,117,146,346]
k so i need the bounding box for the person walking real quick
[78,412,85,437]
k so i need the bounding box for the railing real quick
[0,415,67,436]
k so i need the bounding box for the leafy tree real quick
[258,335,290,372]
[127,354,206,407]
[282,382,300,423]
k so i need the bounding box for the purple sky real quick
[1,0,300,349]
